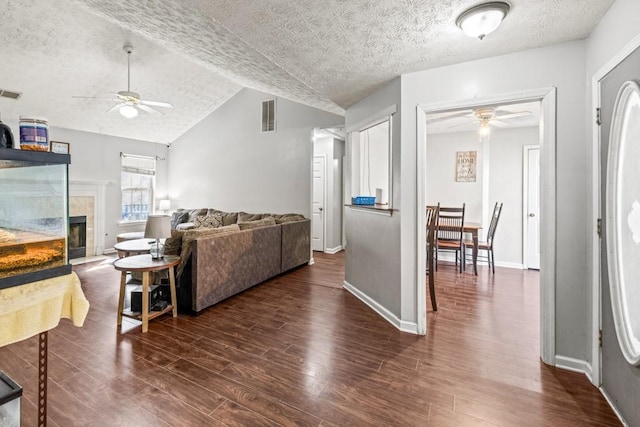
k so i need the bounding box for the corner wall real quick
[168,88,343,216]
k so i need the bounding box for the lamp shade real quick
[456,1,510,40]
[144,215,171,239]
[158,199,171,212]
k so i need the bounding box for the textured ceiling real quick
[0,0,614,144]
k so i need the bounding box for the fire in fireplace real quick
[69,216,87,259]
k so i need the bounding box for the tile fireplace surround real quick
[69,181,108,257]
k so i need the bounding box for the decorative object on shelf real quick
[50,141,69,154]
[456,1,510,40]
[158,199,170,214]
[352,196,376,206]
[144,215,171,259]
[19,116,49,151]
[0,116,14,149]
[456,151,477,182]
[73,45,173,118]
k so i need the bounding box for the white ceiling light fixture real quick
[119,103,138,118]
[456,1,511,40]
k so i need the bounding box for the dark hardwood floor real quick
[0,252,620,426]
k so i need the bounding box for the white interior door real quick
[524,145,541,269]
[312,156,325,252]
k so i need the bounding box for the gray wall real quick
[168,88,343,216]
[344,77,402,318]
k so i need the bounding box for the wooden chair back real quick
[426,203,440,311]
[437,204,465,244]
[486,202,503,246]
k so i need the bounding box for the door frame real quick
[590,31,640,388]
[416,87,557,365]
[312,154,327,252]
[522,144,541,270]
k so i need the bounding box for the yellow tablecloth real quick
[0,272,90,347]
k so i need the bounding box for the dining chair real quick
[426,204,440,311]
[436,204,465,273]
[464,202,503,273]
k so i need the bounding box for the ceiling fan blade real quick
[491,119,509,127]
[137,104,164,115]
[139,99,173,108]
[427,112,474,124]
[494,111,531,120]
[107,102,126,113]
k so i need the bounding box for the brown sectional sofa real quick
[167,208,310,313]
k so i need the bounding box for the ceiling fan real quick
[73,45,173,118]
[428,106,532,136]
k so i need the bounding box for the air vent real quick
[0,89,22,100]
[261,99,275,133]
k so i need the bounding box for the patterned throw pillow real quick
[194,212,223,229]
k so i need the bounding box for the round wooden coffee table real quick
[113,254,180,333]
[114,238,155,257]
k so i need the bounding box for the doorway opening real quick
[416,88,557,365]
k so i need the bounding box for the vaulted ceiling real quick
[0,0,613,144]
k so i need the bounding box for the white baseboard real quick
[438,253,524,270]
[325,245,343,254]
[343,280,418,334]
[599,387,629,427]
[555,355,591,375]
[494,261,525,269]
[308,257,315,266]
[104,248,117,255]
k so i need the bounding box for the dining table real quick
[462,222,482,275]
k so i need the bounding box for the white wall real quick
[396,41,587,360]
[426,126,538,267]
[168,88,343,216]
[314,136,345,252]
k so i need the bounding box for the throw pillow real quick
[177,224,241,278]
[176,222,195,231]
[220,211,238,226]
[163,229,185,256]
[194,212,223,229]
[237,212,266,222]
[272,213,306,224]
[170,211,189,229]
[238,217,277,230]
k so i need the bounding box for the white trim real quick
[313,154,328,252]
[494,261,525,270]
[589,29,640,389]
[308,257,315,266]
[417,87,557,365]
[343,280,418,334]
[555,355,591,375]
[522,144,541,270]
[69,181,109,256]
[325,245,343,254]
[416,105,427,335]
[600,387,630,427]
[346,104,397,133]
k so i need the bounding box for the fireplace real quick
[69,216,87,259]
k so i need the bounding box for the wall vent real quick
[0,89,22,100]
[261,99,276,133]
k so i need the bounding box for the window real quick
[121,153,155,221]
[262,99,276,132]
[349,114,393,208]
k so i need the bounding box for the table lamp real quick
[158,199,170,214]
[144,215,171,259]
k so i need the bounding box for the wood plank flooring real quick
[0,253,620,426]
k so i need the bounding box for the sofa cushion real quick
[170,211,190,229]
[237,212,266,222]
[163,229,186,256]
[177,224,241,278]
[176,222,196,231]
[238,217,277,230]
[194,212,223,229]
[220,211,238,226]
[187,208,208,222]
[272,213,307,224]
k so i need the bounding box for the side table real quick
[113,255,180,333]
[114,238,154,258]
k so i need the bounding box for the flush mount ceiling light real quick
[119,103,138,118]
[456,1,510,40]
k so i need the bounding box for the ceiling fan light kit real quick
[456,1,510,40]
[119,104,138,118]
